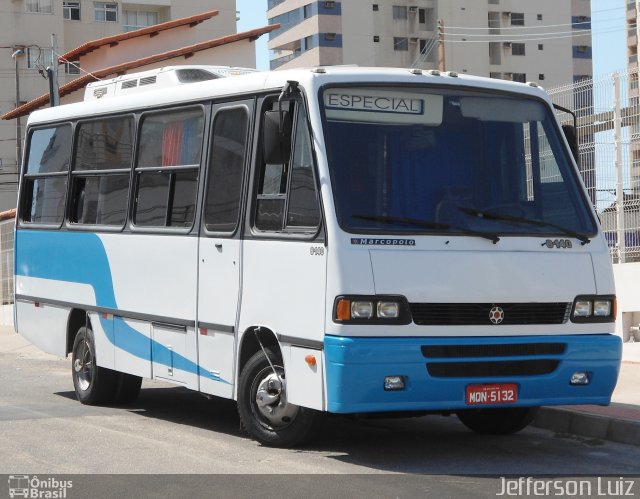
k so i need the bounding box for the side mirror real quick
[263,110,292,164]
[561,124,579,166]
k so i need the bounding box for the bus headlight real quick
[334,295,411,324]
[571,295,615,323]
[351,301,374,319]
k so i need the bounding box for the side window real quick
[21,125,72,224]
[133,108,204,228]
[286,109,321,228]
[254,101,320,232]
[204,107,249,233]
[70,116,133,226]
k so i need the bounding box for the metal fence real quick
[548,67,640,263]
[0,218,13,305]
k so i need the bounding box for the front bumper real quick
[324,334,621,413]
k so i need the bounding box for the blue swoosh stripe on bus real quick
[15,230,230,385]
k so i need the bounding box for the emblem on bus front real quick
[489,306,505,325]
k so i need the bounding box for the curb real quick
[533,407,640,447]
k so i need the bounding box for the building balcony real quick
[270,50,301,70]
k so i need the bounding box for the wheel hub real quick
[73,339,92,391]
[254,371,298,427]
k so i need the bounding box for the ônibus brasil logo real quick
[8,475,73,498]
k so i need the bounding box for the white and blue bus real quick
[15,65,621,447]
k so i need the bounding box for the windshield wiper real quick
[458,207,591,245]
[352,214,500,244]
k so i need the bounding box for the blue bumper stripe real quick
[324,334,621,413]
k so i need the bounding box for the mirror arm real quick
[278,80,300,136]
[553,103,577,131]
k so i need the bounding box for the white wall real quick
[613,262,640,339]
[0,304,14,328]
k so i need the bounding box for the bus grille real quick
[426,359,560,378]
[421,343,567,358]
[409,302,570,326]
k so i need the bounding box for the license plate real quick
[465,383,518,405]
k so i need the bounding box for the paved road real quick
[0,329,638,497]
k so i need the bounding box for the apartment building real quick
[0,0,238,211]
[627,0,640,189]
[268,0,593,87]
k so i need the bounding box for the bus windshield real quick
[321,86,597,237]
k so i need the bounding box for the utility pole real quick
[613,72,626,263]
[11,48,24,171]
[437,19,445,71]
[50,33,60,106]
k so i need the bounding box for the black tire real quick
[71,326,118,405]
[456,407,538,435]
[113,373,142,404]
[237,348,322,447]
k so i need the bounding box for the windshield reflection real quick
[322,86,596,237]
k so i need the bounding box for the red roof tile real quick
[1,25,278,121]
[59,10,220,63]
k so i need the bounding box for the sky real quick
[591,0,627,77]
[237,0,629,77]
[236,0,269,70]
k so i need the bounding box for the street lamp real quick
[12,48,25,172]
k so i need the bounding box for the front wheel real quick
[456,407,538,434]
[71,326,118,405]
[237,349,321,447]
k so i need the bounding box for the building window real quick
[393,6,407,20]
[419,8,426,24]
[94,2,118,22]
[64,60,80,75]
[324,1,335,8]
[539,74,545,80]
[573,45,592,58]
[302,35,313,51]
[512,43,525,56]
[123,10,159,31]
[26,47,53,69]
[324,32,337,41]
[303,4,312,18]
[510,12,524,26]
[394,37,408,51]
[373,35,380,42]
[63,1,80,20]
[537,14,542,21]
[488,0,499,4]
[512,73,526,83]
[26,0,53,14]
[538,44,544,50]
[373,4,379,11]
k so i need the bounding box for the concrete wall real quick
[613,262,640,340]
[0,305,14,328]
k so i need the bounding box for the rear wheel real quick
[237,348,321,447]
[71,326,118,405]
[456,407,537,434]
